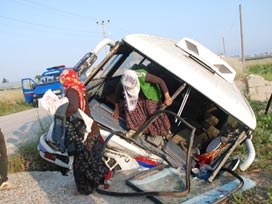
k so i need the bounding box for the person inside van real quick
[112,69,172,137]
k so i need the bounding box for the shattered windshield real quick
[99,51,146,79]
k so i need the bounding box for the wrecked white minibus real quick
[38,34,257,203]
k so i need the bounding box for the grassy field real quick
[223,58,272,203]
[226,101,272,204]
[0,88,33,116]
[225,57,272,81]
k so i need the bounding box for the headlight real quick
[53,89,61,94]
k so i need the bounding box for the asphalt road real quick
[0,107,53,155]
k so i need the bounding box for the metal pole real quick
[96,20,111,55]
[96,20,110,39]
[222,37,226,56]
[239,4,245,67]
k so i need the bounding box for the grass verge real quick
[247,63,272,81]
[8,121,62,173]
[227,101,272,204]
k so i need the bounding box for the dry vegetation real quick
[245,57,272,67]
[0,88,32,116]
[225,57,272,81]
[0,88,24,102]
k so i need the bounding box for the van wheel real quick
[32,102,38,107]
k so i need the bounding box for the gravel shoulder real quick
[1,171,153,204]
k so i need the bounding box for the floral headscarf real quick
[60,68,86,111]
[121,70,140,111]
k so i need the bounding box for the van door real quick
[21,78,37,104]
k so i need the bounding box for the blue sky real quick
[1,0,271,82]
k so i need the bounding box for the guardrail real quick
[0,82,21,90]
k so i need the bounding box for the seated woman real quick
[112,68,172,137]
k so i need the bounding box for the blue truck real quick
[21,65,68,105]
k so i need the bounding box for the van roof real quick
[123,34,256,129]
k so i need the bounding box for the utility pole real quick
[96,20,110,55]
[222,37,226,56]
[239,4,245,67]
[96,20,110,40]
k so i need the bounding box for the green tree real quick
[2,78,8,83]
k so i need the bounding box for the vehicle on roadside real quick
[38,34,257,201]
[21,65,68,106]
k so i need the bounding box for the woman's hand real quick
[112,111,119,119]
[164,92,172,106]
[112,103,120,119]
[164,97,173,106]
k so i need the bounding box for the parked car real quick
[21,65,68,105]
[38,34,257,201]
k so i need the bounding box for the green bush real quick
[247,63,272,81]
[8,134,65,173]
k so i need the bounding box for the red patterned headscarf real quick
[60,68,86,110]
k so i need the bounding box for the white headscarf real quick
[121,70,140,111]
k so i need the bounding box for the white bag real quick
[38,89,68,115]
[39,89,94,142]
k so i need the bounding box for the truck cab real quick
[21,65,67,105]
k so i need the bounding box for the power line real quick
[0,15,99,37]
[13,0,97,21]
[227,5,239,33]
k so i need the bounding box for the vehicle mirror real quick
[74,52,97,77]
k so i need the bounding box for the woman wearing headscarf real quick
[112,69,172,137]
[59,69,110,195]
